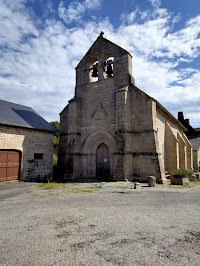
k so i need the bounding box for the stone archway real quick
[82,130,116,179]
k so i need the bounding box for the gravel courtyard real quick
[0,182,200,266]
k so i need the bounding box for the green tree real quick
[50,121,60,166]
[50,121,60,137]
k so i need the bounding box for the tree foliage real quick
[50,121,60,137]
[50,121,60,149]
[50,121,60,165]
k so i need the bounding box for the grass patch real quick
[191,179,200,184]
[34,182,99,193]
[69,189,95,193]
[166,184,193,189]
[88,184,101,189]
[66,185,100,193]
[35,182,67,190]
[115,186,130,189]
[166,180,200,189]
[0,180,23,186]
[47,192,59,196]
[179,241,200,250]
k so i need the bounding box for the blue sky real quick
[0,0,200,127]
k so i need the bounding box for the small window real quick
[34,153,44,160]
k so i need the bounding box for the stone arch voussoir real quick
[82,130,116,155]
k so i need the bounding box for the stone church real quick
[59,32,192,183]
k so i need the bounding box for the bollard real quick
[134,182,141,191]
[101,182,106,188]
[148,176,156,187]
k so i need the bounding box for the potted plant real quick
[170,169,190,185]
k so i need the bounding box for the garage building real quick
[0,99,55,182]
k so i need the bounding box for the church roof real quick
[189,136,200,150]
[0,99,55,132]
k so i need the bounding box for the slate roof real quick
[0,99,55,132]
[189,137,200,150]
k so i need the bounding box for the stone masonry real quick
[0,125,53,181]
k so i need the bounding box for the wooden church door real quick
[96,143,110,180]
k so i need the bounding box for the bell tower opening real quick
[96,143,110,181]
[103,54,114,79]
[89,58,99,83]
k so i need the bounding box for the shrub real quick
[172,169,189,178]
[188,168,194,177]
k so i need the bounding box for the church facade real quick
[58,33,192,183]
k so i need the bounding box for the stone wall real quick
[0,125,54,181]
[182,134,193,169]
[193,149,200,171]
[155,108,192,175]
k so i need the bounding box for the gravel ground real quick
[0,182,38,201]
[0,182,200,266]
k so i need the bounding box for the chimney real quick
[178,111,184,121]
[185,119,190,124]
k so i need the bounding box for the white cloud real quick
[140,68,200,127]
[84,0,102,9]
[120,10,138,25]
[118,10,200,61]
[58,1,85,24]
[0,0,38,49]
[0,0,200,127]
[164,15,200,58]
[148,0,161,9]
[58,0,102,24]
[0,0,105,121]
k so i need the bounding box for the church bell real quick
[106,64,113,77]
[92,65,98,77]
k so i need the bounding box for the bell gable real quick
[75,32,133,97]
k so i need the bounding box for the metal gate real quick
[0,151,20,182]
[96,143,110,180]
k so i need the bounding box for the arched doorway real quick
[96,143,110,180]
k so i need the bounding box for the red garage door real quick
[0,151,20,182]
